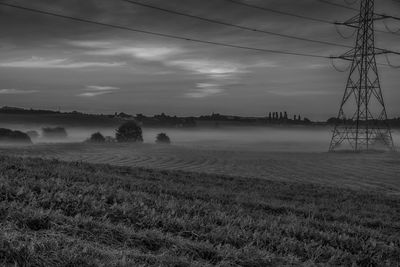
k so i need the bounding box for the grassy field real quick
[0,155,399,266]
[1,143,400,194]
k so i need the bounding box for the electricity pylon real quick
[329,0,395,152]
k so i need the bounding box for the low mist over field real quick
[1,123,399,152]
[0,124,336,151]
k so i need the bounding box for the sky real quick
[0,0,400,120]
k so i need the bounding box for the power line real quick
[121,0,353,49]
[0,2,330,59]
[343,0,359,5]
[229,0,397,36]
[381,14,400,22]
[317,0,359,11]
[318,0,400,21]
[226,0,333,24]
[0,1,398,66]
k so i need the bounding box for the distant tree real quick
[327,117,340,124]
[26,130,39,139]
[136,113,146,121]
[116,121,143,143]
[118,112,132,118]
[156,133,171,144]
[89,132,105,143]
[0,128,31,144]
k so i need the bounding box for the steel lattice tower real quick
[330,0,395,152]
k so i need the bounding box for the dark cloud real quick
[0,0,399,118]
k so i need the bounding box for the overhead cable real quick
[0,2,330,59]
[121,0,353,49]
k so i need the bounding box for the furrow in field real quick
[1,144,399,193]
[148,157,186,169]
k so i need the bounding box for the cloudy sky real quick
[0,0,399,119]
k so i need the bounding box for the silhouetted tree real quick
[156,133,171,144]
[116,121,143,143]
[0,128,31,144]
[136,113,146,121]
[89,132,105,143]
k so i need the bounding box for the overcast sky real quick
[0,0,399,119]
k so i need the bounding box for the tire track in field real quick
[56,146,221,172]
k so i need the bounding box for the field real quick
[1,142,400,194]
[0,127,400,266]
[0,155,399,266]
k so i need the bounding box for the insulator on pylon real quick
[335,23,357,39]
[330,57,351,72]
[382,20,400,34]
[384,54,400,69]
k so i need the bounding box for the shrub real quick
[26,130,39,139]
[116,121,143,143]
[42,127,67,139]
[156,133,171,144]
[0,128,32,144]
[89,132,106,143]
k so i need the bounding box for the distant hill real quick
[0,107,315,128]
[0,106,398,128]
[0,106,123,127]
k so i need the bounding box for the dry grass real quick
[0,155,399,266]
